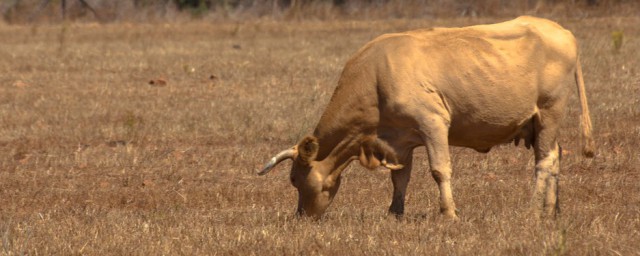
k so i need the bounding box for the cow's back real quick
[356,16,579,150]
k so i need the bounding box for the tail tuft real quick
[582,139,595,158]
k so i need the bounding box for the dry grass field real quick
[0,16,638,255]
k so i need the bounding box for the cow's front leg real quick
[389,151,413,216]
[423,121,458,220]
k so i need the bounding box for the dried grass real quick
[0,16,639,254]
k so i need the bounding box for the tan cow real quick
[259,16,594,220]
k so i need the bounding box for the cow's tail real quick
[575,56,595,158]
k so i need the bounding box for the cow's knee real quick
[430,167,457,218]
[430,168,451,183]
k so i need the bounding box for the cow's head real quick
[259,135,404,219]
[258,136,335,218]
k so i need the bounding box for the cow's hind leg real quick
[533,142,561,217]
[531,112,563,218]
[389,150,413,216]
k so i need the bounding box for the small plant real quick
[58,21,69,54]
[120,111,144,142]
[175,0,212,18]
[611,30,623,53]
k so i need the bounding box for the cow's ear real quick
[297,136,319,164]
[358,144,381,169]
[359,138,404,171]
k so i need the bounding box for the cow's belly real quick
[447,104,536,152]
[440,70,539,151]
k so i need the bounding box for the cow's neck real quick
[312,74,379,168]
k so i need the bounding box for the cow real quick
[258,16,594,220]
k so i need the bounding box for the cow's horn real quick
[257,148,297,175]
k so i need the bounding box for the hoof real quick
[388,210,404,220]
[441,209,460,221]
[444,214,460,221]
